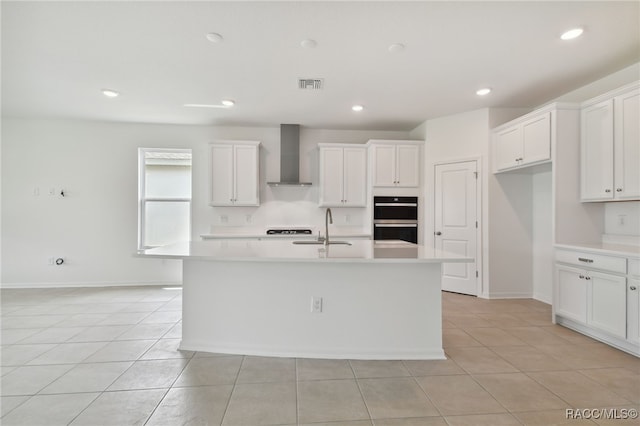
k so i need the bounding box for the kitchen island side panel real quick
[180,259,444,360]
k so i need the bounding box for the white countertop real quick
[138,239,472,264]
[555,242,640,258]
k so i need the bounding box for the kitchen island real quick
[139,239,471,360]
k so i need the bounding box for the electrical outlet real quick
[618,215,627,226]
[48,257,54,265]
[311,296,323,313]
[345,214,351,223]
[246,214,252,223]
[220,215,228,223]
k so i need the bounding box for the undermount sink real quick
[292,240,352,245]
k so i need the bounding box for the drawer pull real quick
[578,257,594,263]
[579,275,585,279]
[631,286,638,291]
[585,276,591,280]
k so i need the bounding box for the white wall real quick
[420,109,489,296]
[553,63,640,104]
[1,118,409,287]
[532,170,553,303]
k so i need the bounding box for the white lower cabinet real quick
[555,265,588,323]
[554,247,639,356]
[587,270,627,339]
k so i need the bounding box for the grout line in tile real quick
[218,354,246,426]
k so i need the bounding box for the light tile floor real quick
[1,286,639,425]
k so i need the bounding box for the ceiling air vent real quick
[298,78,323,90]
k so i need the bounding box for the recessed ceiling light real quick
[221,99,235,107]
[102,89,119,98]
[388,43,405,53]
[476,88,491,96]
[300,39,318,49]
[352,105,364,112]
[561,28,584,40]
[206,32,224,43]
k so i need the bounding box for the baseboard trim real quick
[0,281,182,289]
[486,291,534,299]
[556,315,639,357]
[533,293,552,304]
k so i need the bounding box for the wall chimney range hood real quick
[267,124,312,186]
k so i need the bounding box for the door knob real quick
[435,231,442,236]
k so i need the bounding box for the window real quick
[138,148,192,250]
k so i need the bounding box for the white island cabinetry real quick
[209,141,260,206]
[318,144,367,207]
[140,239,470,360]
[368,140,420,187]
[581,82,639,201]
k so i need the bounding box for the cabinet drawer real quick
[555,250,626,274]
[629,258,640,278]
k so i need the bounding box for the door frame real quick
[431,156,483,297]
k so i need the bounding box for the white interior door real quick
[434,161,478,296]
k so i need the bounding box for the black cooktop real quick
[266,228,313,235]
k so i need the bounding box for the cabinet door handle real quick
[616,188,623,192]
[630,286,638,291]
[605,189,611,193]
[585,276,591,280]
[435,231,442,236]
[579,274,585,279]
[578,257,594,263]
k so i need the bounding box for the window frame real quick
[138,147,193,250]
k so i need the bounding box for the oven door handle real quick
[374,223,418,228]
[374,203,418,207]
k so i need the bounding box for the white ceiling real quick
[2,1,639,131]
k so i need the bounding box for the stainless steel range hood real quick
[267,124,312,186]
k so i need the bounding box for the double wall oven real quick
[373,196,418,244]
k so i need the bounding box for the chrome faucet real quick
[324,208,333,246]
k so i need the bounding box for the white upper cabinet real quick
[493,110,551,172]
[581,83,639,201]
[369,141,420,187]
[581,100,614,200]
[614,88,640,200]
[318,144,367,207]
[209,141,260,206]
